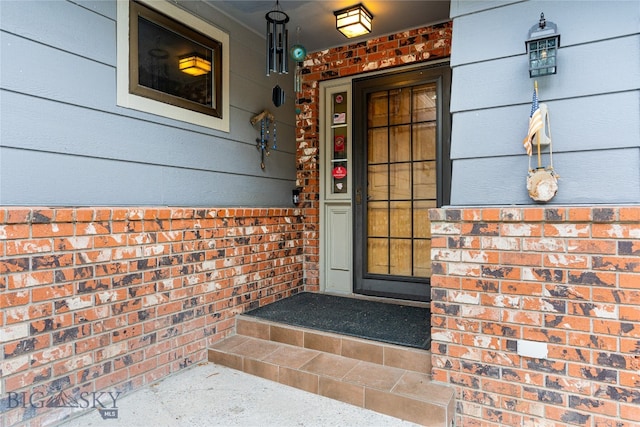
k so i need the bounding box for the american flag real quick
[523,89,542,156]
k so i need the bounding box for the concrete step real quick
[208,315,455,427]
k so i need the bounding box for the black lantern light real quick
[266,1,289,76]
[526,13,560,78]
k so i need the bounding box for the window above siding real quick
[117,0,229,132]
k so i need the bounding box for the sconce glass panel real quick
[528,36,559,77]
[526,14,560,78]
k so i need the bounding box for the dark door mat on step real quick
[245,292,430,349]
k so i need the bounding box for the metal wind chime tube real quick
[266,0,289,75]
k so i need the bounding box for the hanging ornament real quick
[250,110,276,170]
[266,1,289,76]
[272,84,285,107]
[290,27,306,94]
[290,45,306,62]
[524,81,559,203]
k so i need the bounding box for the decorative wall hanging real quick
[251,109,276,170]
[272,84,285,107]
[290,26,307,94]
[523,81,558,202]
[266,0,289,76]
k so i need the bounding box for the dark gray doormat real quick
[245,292,430,349]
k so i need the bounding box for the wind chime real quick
[251,110,276,170]
[290,26,307,95]
[523,81,558,202]
[266,0,288,107]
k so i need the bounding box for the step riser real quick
[208,316,455,426]
[208,345,454,427]
[236,315,432,374]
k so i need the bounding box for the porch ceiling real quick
[204,1,451,53]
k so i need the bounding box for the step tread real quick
[208,315,455,426]
[209,334,455,427]
[234,315,432,374]
[209,334,453,405]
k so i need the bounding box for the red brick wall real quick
[430,206,640,426]
[295,23,453,291]
[0,207,303,426]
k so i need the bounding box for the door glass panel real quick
[390,239,412,276]
[390,201,412,238]
[368,128,388,163]
[389,89,411,125]
[390,125,411,162]
[368,202,388,237]
[413,239,431,277]
[414,200,436,239]
[368,92,388,127]
[413,161,437,199]
[368,238,388,274]
[412,85,437,122]
[368,164,388,200]
[331,92,348,194]
[363,80,439,284]
[413,123,436,161]
[389,163,411,200]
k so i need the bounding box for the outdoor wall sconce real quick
[179,54,211,76]
[526,13,560,78]
[266,0,289,75]
[334,3,373,38]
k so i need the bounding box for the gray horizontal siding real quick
[0,147,295,206]
[449,0,521,19]
[451,91,640,158]
[1,0,115,64]
[1,91,295,179]
[449,0,640,206]
[451,0,639,66]
[450,148,640,206]
[451,35,640,112]
[0,0,297,207]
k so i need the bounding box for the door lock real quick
[355,187,362,204]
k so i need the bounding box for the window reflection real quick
[130,1,222,118]
[137,17,213,107]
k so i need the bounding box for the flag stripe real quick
[523,89,542,156]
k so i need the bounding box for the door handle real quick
[355,187,362,204]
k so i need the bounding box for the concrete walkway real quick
[58,362,418,427]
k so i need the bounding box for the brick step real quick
[208,315,455,427]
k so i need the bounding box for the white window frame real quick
[116,0,230,132]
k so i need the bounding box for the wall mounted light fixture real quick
[334,3,373,38]
[526,13,560,78]
[266,0,289,75]
[292,187,302,205]
[179,54,211,76]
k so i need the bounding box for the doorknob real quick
[355,187,362,204]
